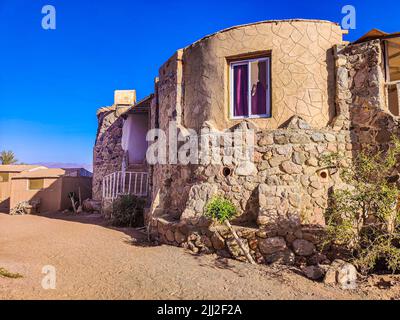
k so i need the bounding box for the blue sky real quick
[0,0,398,168]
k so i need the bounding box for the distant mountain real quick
[33,162,93,173]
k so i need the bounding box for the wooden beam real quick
[389,51,400,60]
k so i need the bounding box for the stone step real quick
[127,164,148,172]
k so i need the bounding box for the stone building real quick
[93,20,400,265]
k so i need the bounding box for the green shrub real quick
[112,195,145,228]
[205,196,237,223]
[323,137,400,274]
[205,196,256,264]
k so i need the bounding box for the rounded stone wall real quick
[182,20,344,131]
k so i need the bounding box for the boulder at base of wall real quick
[324,259,358,289]
[83,199,102,213]
[302,265,326,281]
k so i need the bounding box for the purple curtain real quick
[233,64,248,117]
[251,61,268,116]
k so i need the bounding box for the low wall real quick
[148,116,353,266]
[150,216,327,266]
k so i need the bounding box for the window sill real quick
[231,115,271,120]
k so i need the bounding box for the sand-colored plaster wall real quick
[59,177,92,210]
[0,172,20,210]
[10,178,62,213]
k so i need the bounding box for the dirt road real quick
[0,212,394,300]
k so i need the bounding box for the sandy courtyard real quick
[0,212,398,300]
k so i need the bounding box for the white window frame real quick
[229,57,271,120]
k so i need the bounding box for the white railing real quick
[102,171,149,200]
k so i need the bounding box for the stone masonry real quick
[94,20,400,268]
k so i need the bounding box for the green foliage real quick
[0,150,18,165]
[0,267,23,279]
[112,194,145,227]
[205,196,237,223]
[323,137,400,274]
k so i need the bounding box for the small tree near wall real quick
[205,196,256,264]
[323,137,400,274]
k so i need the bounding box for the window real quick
[28,179,44,190]
[0,173,9,182]
[230,57,271,119]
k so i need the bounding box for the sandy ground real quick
[0,212,399,300]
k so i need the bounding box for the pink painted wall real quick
[122,114,148,164]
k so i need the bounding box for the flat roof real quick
[0,165,45,173]
[12,168,66,179]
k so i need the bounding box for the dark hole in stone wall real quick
[222,167,232,177]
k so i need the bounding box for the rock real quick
[280,161,303,174]
[174,231,186,244]
[292,239,316,256]
[83,199,101,212]
[269,155,287,167]
[289,134,310,144]
[276,145,292,156]
[226,238,250,259]
[283,116,311,130]
[310,133,325,142]
[274,134,289,144]
[337,263,358,289]
[308,253,330,265]
[258,237,287,255]
[236,161,257,176]
[258,135,274,146]
[187,242,199,254]
[324,259,358,289]
[165,230,175,242]
[211,233,225,250]
[265,249,295,265]
[324,133,336,142]
[306,157,319,167]
[337,66,349,88]
[303,265,325,280]
[292,152,306,165]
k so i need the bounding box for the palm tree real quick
[0,151,18,165]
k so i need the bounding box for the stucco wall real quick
[59,177,92,210]
[0,172,20,210]
[122,114,149,164]
[181,20,344,131]
[10,178,62,213]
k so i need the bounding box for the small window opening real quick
[0,173,10,182]
[29,178,44,190]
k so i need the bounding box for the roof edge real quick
[184,19,341,50]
